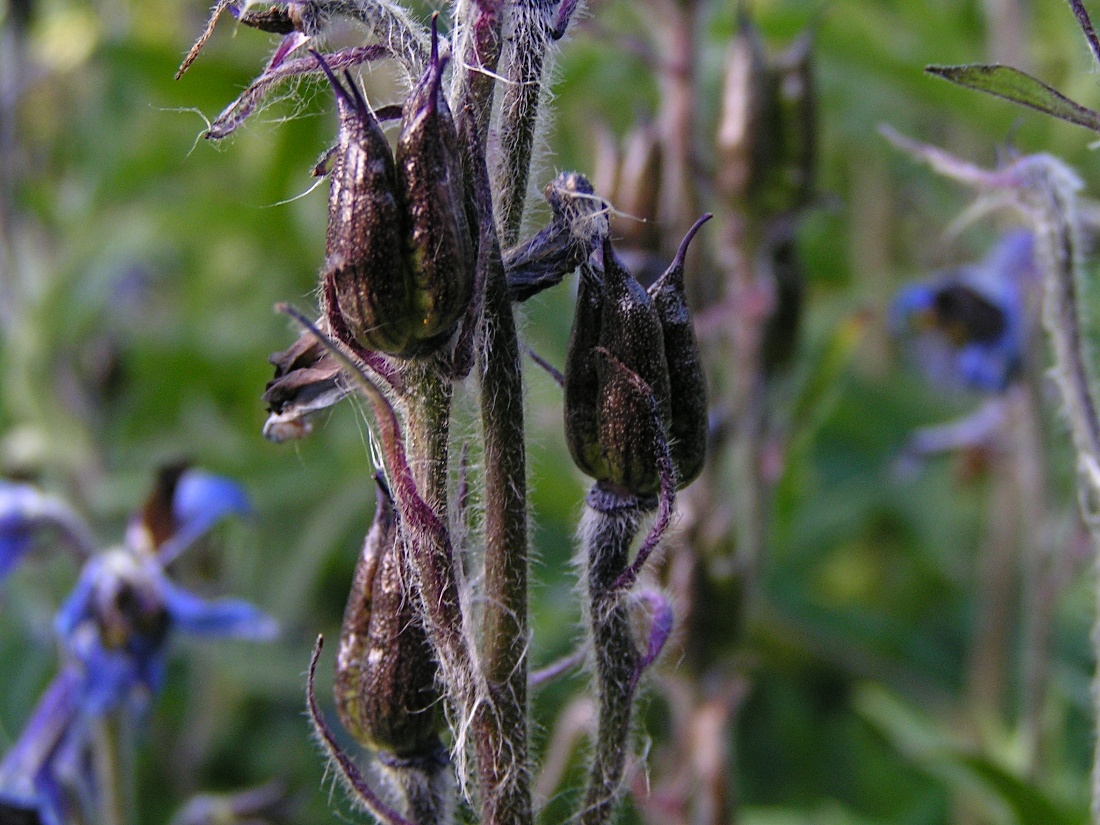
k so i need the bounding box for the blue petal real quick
[157,472,251,562]
[889,283,936,334]
[0,483,46,582]
[0,483,98,581]
[981,228,1035,286]
[957,343,1015,393]
[0,668,81,792]
[159,577,278,641]
[76,637,142,716]
[53,559,103,641]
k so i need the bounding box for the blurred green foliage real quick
[2,0,1100,822]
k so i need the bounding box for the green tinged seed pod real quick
[334,479,441,759]
[395,19,475,345]
[596,240,672,497]
[565,262,608,480]
[314,55,416,356]
[648,215,711,488]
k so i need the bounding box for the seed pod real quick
[596,240,671,497]
[334,479,441,759]
[775,30,816,213]
[715,11,774,210]
[565,262,608,480]
[395,21,475,346]
[612,124,663,254]
[314,54,416,356]
[760,225,805,375]
[648,215,710,488]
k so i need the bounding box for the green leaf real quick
[926,63,1100,134]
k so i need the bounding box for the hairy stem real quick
[494,0,555,244]
[382,753,454,825]
[450,0,505,142]
[580,500,643,825]
[475,228,532,825]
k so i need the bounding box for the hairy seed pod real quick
[395,22,475,346]
[565,262,608,480]
[596,240,671,497]
[334,479,441,759]
[314,54,416,356]
[648,215,710,488]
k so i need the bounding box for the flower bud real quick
[315,55,417,356]
[334,479,441,759]
[395,21,475,346]
[647,216,710,488]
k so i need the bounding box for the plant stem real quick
[450,0,504,142]
[475,229,533,825]
[580,498,643,825]
[494,0,555,245]
[1000,154,1100,822]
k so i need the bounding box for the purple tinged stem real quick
[1068,0,1100,69]
[305,637,416,825]
[206,46,390,140]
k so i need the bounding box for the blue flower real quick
[0,484,97,582]
[891,229,1034,393]
[0,469,276,825]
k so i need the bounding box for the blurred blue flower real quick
[891,229,1034,393]
[0,483,98,580]
[0,469,276,825]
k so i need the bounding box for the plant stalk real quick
[475,227,533,825]
[579,497,644,825]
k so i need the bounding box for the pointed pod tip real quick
[311,50,366,117]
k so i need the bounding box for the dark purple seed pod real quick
[395,18,475,345]
[595,239,671,497]
[648,215,710,488]
[314,53,416,356]
[564,261,609,481]
[334,478,442,759]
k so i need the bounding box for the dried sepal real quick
[564,262,608,480]
[505,172,609,302]
[313,52,420,357]
[595,241,671,498]
[334,478,442,760]
[395,18,476,345]
[262,325,348,442]
[647,215,711,488]
[205,46,390,141]
[305,637,416,825]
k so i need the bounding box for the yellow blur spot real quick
[32,6,100,72]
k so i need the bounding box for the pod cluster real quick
[315,25,474,359]
[564,218,710,499]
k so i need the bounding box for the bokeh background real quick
[2,0,1100,822]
